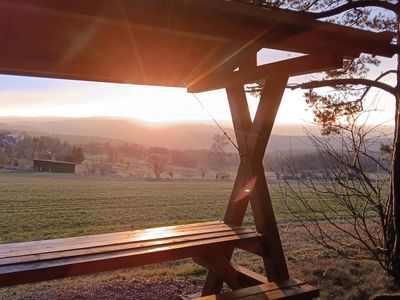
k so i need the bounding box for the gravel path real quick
[0,276,203,300]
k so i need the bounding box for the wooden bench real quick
[194,279,319,300]
[0,221,262,287]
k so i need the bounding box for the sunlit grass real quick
[0,172,354,243]
[0,172,233,242]
[0,172,398,299]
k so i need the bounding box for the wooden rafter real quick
[188,53,343,93]
[185,44,260,91]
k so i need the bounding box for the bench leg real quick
[195,254,269,293]
[201,270,224,296]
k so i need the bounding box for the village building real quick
[33,159,77,173]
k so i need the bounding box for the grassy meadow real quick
[0,171,302,243]
[0,171,231,243]
[1,171,399,299]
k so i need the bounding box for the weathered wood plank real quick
[194,279,319,300]
[0,221,230,252]
[195,278,300,299]
[231,264,269,285]
[239,284,319,300]
[247,76,287,159]
[201,84,253,296]
[0,233,261,287]
[195,256,269,290]
[206,78,289,291]
[187,54,343,93]
[201,270,225,297]
[195,255,246,290]
[224,85,253,226]
[0,228,257,265]
[185,44,259,91]
[0,224,249,258]
[1,233,261,273]
[244,77,289,282]
[237,238,267,257]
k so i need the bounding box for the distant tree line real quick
[265,149,391,179]
[81,135,392,180]
[82,138,239,177]
[0,131,84,168]
[2,131,388,178]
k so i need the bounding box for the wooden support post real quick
[195,255,268,290]
[246,76,289,281]
[200,86,252,296]
[201,77,289,295]
[224,85,253,226]
[199,247,233,296]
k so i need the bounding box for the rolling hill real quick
[0,116,393,152]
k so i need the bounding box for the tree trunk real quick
[390,6,400,279]
[392,90,400,279]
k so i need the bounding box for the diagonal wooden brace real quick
[194,254,268,290]
[201,76,289,295]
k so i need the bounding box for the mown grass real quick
[0,171,240,298]
[2,171,395,299]
[0,171,304,243]
[0,172,232,243]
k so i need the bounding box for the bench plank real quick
[0,220,228,252]
[0,228,256,265]
[0,222,262,287]
[245,284,318,300]
[195,279,318,300]
[0,225,251,259]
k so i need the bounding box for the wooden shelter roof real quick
[0,0,395,91]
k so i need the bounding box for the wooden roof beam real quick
[185,45,260,89]
[187,53,343,93]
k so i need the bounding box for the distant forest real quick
[0,131,84,167]
[83,140,238,170]
[85,140,386,174]
[0,131,387,178]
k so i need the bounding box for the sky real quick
[0,49,396,126]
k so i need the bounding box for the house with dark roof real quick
[33,159,77,173]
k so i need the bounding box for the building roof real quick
[0,0,395,91]
[33,159,78,165]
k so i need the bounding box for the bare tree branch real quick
[275,115,393,273]
[295,1,397,20]
[290,78,396,96]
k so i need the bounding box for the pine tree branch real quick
[234,0,397,17]
[357,70,398,100]
[290,77,396,96]
[290,1,397,19]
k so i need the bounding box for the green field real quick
[0,171,356,244]
[1,171,398,300]
[0,171,292,243]
[0,171,286,297]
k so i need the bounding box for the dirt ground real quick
[0,277,203,300]
[2,223,400,300]
[280,224,400,300]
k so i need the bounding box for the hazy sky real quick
[0,49,396,126]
